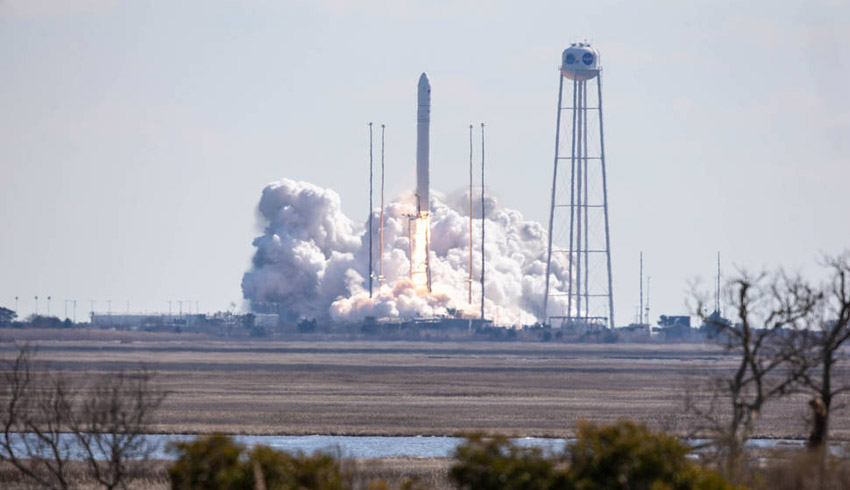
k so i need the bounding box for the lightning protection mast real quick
[368,122,374,298]
[379,124,386,286]
[468,124,474,305]
[543,43,615,329]
[480,123,486,321]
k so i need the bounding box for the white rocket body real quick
[410,73,433,292]
[416,73,430,215]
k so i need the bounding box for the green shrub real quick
[567,421,738,490]
[450,433,567,490]
[167,435,345,490]
[168,434,248,490]
[450,422,739,490]
[248,446,345,490]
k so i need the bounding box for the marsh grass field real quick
[1,328,847,440]
[0,457,453,490]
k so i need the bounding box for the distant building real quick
[550,317,608,333]
[619,323,650,340]
[698,310,732,339]
[656,315,693,341]
[90,313,205,330]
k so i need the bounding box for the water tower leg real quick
[543,74,565,323]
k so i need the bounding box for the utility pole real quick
[639,252,644,324]
[715,252,721,314]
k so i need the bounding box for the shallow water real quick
[7,434,841,460]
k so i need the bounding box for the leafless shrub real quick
[1,344,166,489]
[792,253,850,450]
[688,270,820,477]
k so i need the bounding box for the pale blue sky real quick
[1,0,848,323]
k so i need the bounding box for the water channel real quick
[7,434,831,460]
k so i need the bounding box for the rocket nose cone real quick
[418,73,430,88]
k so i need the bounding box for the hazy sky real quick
[2,0,848,323]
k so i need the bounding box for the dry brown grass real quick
[0,457,452,490]
[742,450,850,490]
[0,460,170,489]
[0,327,212,343]
[344,458,452,490]
[1,336,845,439]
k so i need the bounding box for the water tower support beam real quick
[597,74,615,328]
[543,74,564,323]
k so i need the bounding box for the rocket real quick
[410,73,432,292]
[416,73,430,215]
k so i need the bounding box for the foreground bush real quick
[247,445,345,490]
[170,423,748,490]
[168,435,246,489]
[451,421,739,490]
[449,433,567,489]
[567,421,737,490]
[168,434,344,490]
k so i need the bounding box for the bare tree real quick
[689,271,820,475]
[794,253,850,450]
[70,369,167,490]
[1,345,74,490]
[1,344,166,489]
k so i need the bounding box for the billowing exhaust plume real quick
[241,179,572,326]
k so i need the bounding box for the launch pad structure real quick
[543,43,615,329]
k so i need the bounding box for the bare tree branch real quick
[1,344,167,490]
[794,252,850,449]
[70,369,167,490]
[688,270,819,477]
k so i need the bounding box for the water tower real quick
[542,43,615,328]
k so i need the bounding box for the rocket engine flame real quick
[409,212,431,292]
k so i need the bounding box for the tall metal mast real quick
[715,252,721,314]
[639,252,644,324]
[379,124,385,285]
[468,124,474,305]
[480,123,486,321]
[368,122,374,298]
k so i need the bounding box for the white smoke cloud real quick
[241,178,571,326]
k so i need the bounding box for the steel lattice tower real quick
[543,43,615,329]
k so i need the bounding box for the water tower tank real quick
[561,43,600,81]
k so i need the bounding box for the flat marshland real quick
[0,458,452,490]
[1,329,846,440]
